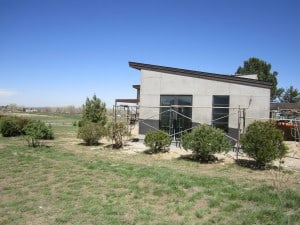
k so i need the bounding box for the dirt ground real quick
[120,139,300,171]
[279,141,300,170]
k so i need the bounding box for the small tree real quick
[144,130,170,153]
[77,95,107,145]
[23,120,54,147]
[77,121,104,146]
[182,125,231,161]
[82,94,107,125]
[240,121,288,167]
[106,121,130,148]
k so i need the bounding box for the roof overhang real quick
[132,85,140,90]
[115,99,139,104]
[270,103,300,111]
[129,61,272,89]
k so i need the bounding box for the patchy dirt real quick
[280,141,300,170]
[51,128,300,172]
[119,139,300,171]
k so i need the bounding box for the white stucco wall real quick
[139,69,270,130]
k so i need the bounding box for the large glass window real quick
[212,95,229,132]
[160,95,192,136]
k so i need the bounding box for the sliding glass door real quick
[159,95,192,137]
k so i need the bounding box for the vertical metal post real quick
[168,107,172,136]
[236,107,241,160]
[242,108,246,133]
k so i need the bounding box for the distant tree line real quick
[0,104,82,114]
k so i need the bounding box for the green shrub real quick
[0,116,30,137]
[78,120,84,127]
[82,94,107,125]
[240,121,288,167]
[144,130,170,153]
[15,117,30,132]
[0,118,21,137]
[23,120,54,147]
[182,124,231,161]
[77,121,104,146]
[106,121,130,148]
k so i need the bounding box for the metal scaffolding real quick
[136,105,247,155]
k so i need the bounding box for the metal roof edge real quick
[129,61,272,89]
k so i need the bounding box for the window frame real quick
[159,95,193,135]
[212,95,230,132]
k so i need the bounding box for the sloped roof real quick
[129,61,272,89]
[270,102,300,110]
[115,99,139,104]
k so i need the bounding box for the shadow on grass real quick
[178,153,225,164]
[234,159,278,170]
[29,144,52,149]
[78,142,104,147]
[143,148,170,154]
[130,138,139,142]
[104,143,126,149]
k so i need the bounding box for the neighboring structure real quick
[114,85,140,125]
[270,102,300,120]
[116,61,272,141]
[270,103,300,141]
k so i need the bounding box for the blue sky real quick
[1,0,299,107]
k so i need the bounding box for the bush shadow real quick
[78,142,103,147]
[234,158,272,170]
[31,144,52,149]
[178,153,224,164]
[143,148,170,154]
[104,143,125,149]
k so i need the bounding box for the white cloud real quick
[0,89,17,97]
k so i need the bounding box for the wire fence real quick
[114,104,300,145]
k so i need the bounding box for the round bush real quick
[182,124,231,161]
[14,117,30,134]
[240,121,287,167]
[0,118,21,137]
[144,130,170,153]
[0,116,30,137]
[23,120,54,147]
[77,121,104,146]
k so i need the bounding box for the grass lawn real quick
[0,113,300,225]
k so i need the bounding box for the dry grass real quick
[0,112,300,225]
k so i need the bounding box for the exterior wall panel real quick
[138,69,270,137]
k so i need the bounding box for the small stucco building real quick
[122,62,272,141]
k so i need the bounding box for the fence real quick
[113,105,300,146]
